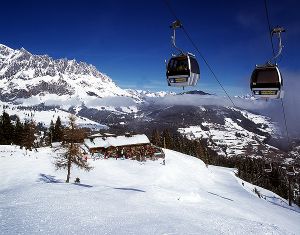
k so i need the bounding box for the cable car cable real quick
[163,0,236,107]
[264,0,291,149]
[264,0,276,61]
[181,27,236,107]
[280,98,291,146]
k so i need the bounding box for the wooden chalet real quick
[84,133,150,153]
[84,133,164,160]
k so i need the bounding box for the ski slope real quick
[0,145,299,234]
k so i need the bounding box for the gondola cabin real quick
[250,65,283,99]
[166,53,200,87]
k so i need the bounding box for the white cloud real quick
[146,94,269,110]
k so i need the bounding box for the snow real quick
[1,145,299,234]
[120,106,138,113]
[200,106,206,111]
[0,44,147,111]
[235,175,300,213]
[125,89,175,99]
[232,108,279,134]
[84,134,150,149]
[178,113,276,157]
[0,101,107,130]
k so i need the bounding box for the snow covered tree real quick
[55,115,92,183]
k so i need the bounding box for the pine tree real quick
[150,129,161,146]
[0,112,3,144]
[54,116,63,142]
[48,120,55,145]
[194,140,205,160]
[13,116,24,146]
[55,115,92,183]
[21,120,36,150]
[162,129,173,149]
[0,111,14,144]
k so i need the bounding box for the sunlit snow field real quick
[1,145,299,234]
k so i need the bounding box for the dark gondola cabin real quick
[250,65,282,99]
[166,54,200,87]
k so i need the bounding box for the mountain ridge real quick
[0,44,142,103]
[0,43,295,161]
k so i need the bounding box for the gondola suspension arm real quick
[170,20,184,55]
[268,26,285,64]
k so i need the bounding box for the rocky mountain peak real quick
[0,44,14,58]
[0,44,132,102]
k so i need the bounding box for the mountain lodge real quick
[84,133,164,161]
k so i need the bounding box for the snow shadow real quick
[38,174,63,183]
[113,187,146,193]
[207,191,234,201]
[72,183,93,188]
[262,196,300,213]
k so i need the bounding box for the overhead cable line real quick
[264,0,276,60]
[163,0,236,107]
[280,98,291,146]
[264,0,291,148]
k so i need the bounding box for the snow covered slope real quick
[1,145,299,234]
[0,101,107,130]
[178,108,280,158]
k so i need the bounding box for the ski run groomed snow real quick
[0,145,299,235]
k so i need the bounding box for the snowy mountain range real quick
[0,44,172,106]
[0,44,296,160]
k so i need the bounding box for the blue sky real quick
[1,0,299,95]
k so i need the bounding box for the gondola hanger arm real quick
[170,20,185,55]
[268,26,285,64]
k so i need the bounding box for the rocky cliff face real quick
[0,44,140,102]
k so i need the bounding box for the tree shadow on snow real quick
[267,199,300,213]
[207,191,234,201]
[72,183,93,188]
[113,187,145,192]
[38,174,63,183]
